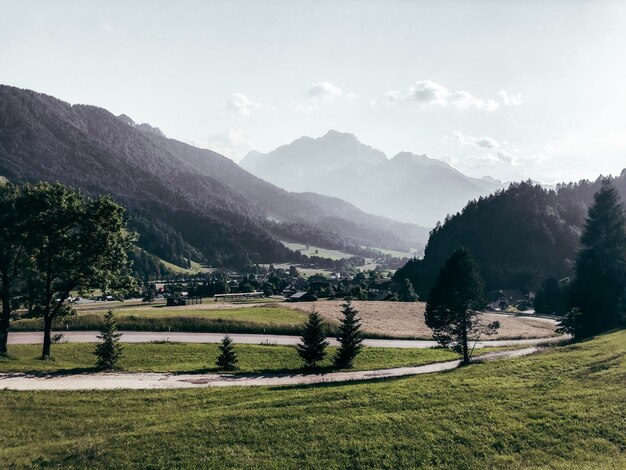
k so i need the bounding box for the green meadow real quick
[1,331,624,468]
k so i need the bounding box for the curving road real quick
[0,347,539,391]
[7,330,567,349]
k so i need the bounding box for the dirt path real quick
[0,347,538,391]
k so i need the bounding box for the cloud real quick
[384,90,402,102]
[308,82,344,100]
[494,150,516,164]
[452,131,501,149]
[449,91,499,111]
[386,80,515,111]
[498,90,523,106]
[226,93,261,116]
[408,80,449,105]
[448,131,519,168]
[464,151,518,166]
[188,129,255,162]
[307,82,357,102]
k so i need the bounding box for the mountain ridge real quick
[240,131,504,226]
[0,85,428,268]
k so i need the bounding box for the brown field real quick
[284,300,558,339]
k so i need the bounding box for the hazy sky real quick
[2,1,626,183]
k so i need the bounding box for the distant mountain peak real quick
[137,123,166,138]
[320,129,357,141]
[116,114,165,138]
[391,151,453,170]
[481,175,502,185]
[116,114,135,127]
[239,130,503,226]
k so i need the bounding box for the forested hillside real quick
[0,85,427,268]
[395,174,626,296]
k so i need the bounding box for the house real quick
[286,291,318,302]
[487,290,530,311]
[166,291,189,306]
[282,284,297,297]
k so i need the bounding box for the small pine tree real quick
[216,335,238,371]
[398,278,419,302]
[297,309,329,368]
[333,300,363,369]
[94,310,124,369]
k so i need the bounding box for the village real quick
[137,265,550,316]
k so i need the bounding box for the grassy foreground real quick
[0,343,458,374]
[1,331,625,468]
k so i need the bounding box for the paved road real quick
[7,331,566,348]
[0,347,539,391]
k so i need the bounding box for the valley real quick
[2,4,625,469]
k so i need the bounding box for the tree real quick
[143,283,156,304]
[0,184,30,354]
[24,184,134,359]
[425,247,499,364]
[333,300,363,369]
[297,309,329,368]
[534,276,567,315]
[567,180,626,338]
[350,285,368,300]
[288,265,300,278]
[216,335,238,370]
[398,278,419,302]
[94,310,124,369]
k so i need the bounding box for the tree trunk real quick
[0,275,11,355]
[42,315,53,360]
[461,325,469,365]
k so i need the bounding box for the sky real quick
[2,0,626,184]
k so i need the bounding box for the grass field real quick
[0,343,459,374]
[10,306,316,337]
[158,258,212,274]
[361,246,417,258]
[281,241,351,260]
[1,331,624,468]
[112,306,305,324]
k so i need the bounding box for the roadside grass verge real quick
[0,343,460,375]
[0,331,624,468]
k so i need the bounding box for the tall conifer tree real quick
[567,180,626,338]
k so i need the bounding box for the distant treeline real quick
[395,172,626,297]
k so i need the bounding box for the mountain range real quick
[0,85,429,268]
[240,130,503,227]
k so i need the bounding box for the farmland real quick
[1,331,624,468]
[285,300,558,339]
[10,300,558,340]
